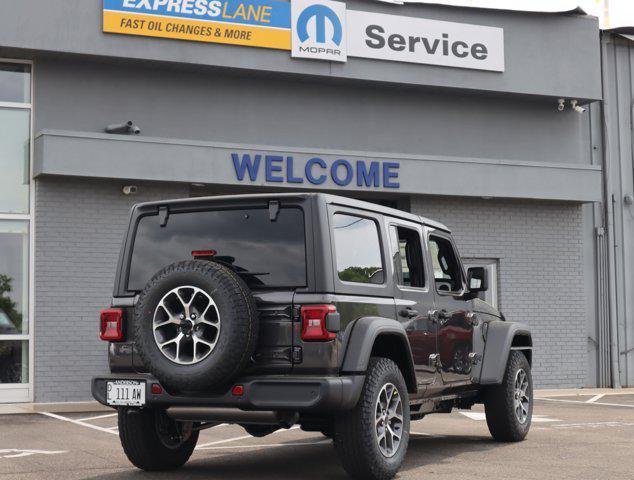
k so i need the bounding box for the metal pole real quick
[599,35,621,388]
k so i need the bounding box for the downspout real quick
[600,34,621,388]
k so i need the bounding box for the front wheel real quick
[334,357,410,480]
[118,408,199,471]
[484,350,533,442]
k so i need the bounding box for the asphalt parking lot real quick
[2,392,634,480]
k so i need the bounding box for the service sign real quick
[103,0,292,50]
[347,10,504,72]
[102,0,504,72]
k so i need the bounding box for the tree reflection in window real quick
[333,214,384,284]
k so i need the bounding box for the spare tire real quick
[134,260,258,392]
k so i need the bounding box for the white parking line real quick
[538,398,634,408]
[38,412,119,435]
[552,421,634,429]
[76,413,117,422]
[0,449,67,459]
[587,394,606,403]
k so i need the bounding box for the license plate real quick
[106,380,146,406]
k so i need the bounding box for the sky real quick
[391,0,634,29]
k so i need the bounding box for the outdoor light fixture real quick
[105,120,141,135]
[570,100,586,114]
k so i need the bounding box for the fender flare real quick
[480,321,532,385]
[341,316,417,393]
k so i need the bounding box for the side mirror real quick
[467,267,488,293]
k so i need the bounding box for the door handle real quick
[399,308,419,319]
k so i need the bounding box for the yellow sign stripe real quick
[103,11,290,50]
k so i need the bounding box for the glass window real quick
[0,340,28,383]
[390,226,425,288]
[429,235,463,293]
[333,214,383,284]
[0,63,31,104]
[0,221,29,334]
[128,207,306,290]
[0,108,30,213]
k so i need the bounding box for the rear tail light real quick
[301,305,337,341]
[192,249,217,259]
[100,308,124,341]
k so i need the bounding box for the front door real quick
[428,232,474,385]
[387,221,438,388]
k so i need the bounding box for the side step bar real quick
[166,407,299,427]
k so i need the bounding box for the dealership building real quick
[0,0,631,404]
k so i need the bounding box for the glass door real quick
[0,60,33,403]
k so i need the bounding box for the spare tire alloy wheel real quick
[153,286,220,365]
[135,260,259,392]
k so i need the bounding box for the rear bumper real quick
[91,374,365,412]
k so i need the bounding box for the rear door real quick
[427,230,475,385]
[387,219,438,388]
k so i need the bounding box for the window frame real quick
[426,230,467,296]
[328,206,391,296]
[387,221,428,293]
[332,211,386,286]
[0,57,34,402]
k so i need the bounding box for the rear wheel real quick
[484,350,533,442]
[118,408,199,471]
[334,357,410,480]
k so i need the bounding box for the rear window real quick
[127,207,306,290]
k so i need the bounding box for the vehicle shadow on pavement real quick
[402,434,499,473]
[83,434,498,480]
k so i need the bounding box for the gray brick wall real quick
[411,197,586,388]
[34,177,189,402]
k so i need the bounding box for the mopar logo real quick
[296,4,342,45]
[291,0,347,62]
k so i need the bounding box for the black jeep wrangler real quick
[92,193,533,480]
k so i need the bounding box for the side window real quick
[429,235,463,293]
[333,213,384,284]
[389,225,425,288]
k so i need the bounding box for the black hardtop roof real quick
[135,192,450,232]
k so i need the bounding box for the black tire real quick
[134,260,258,392]
[484,350,533,442]
[333,357,410,480]
[118,408,199,471]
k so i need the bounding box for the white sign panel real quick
[347,10,504,72]
[291,0,347,62]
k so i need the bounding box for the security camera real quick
[122,185,138,195]
[557,99,565,112]
[105,121,141,135]
[570,100,586,114]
